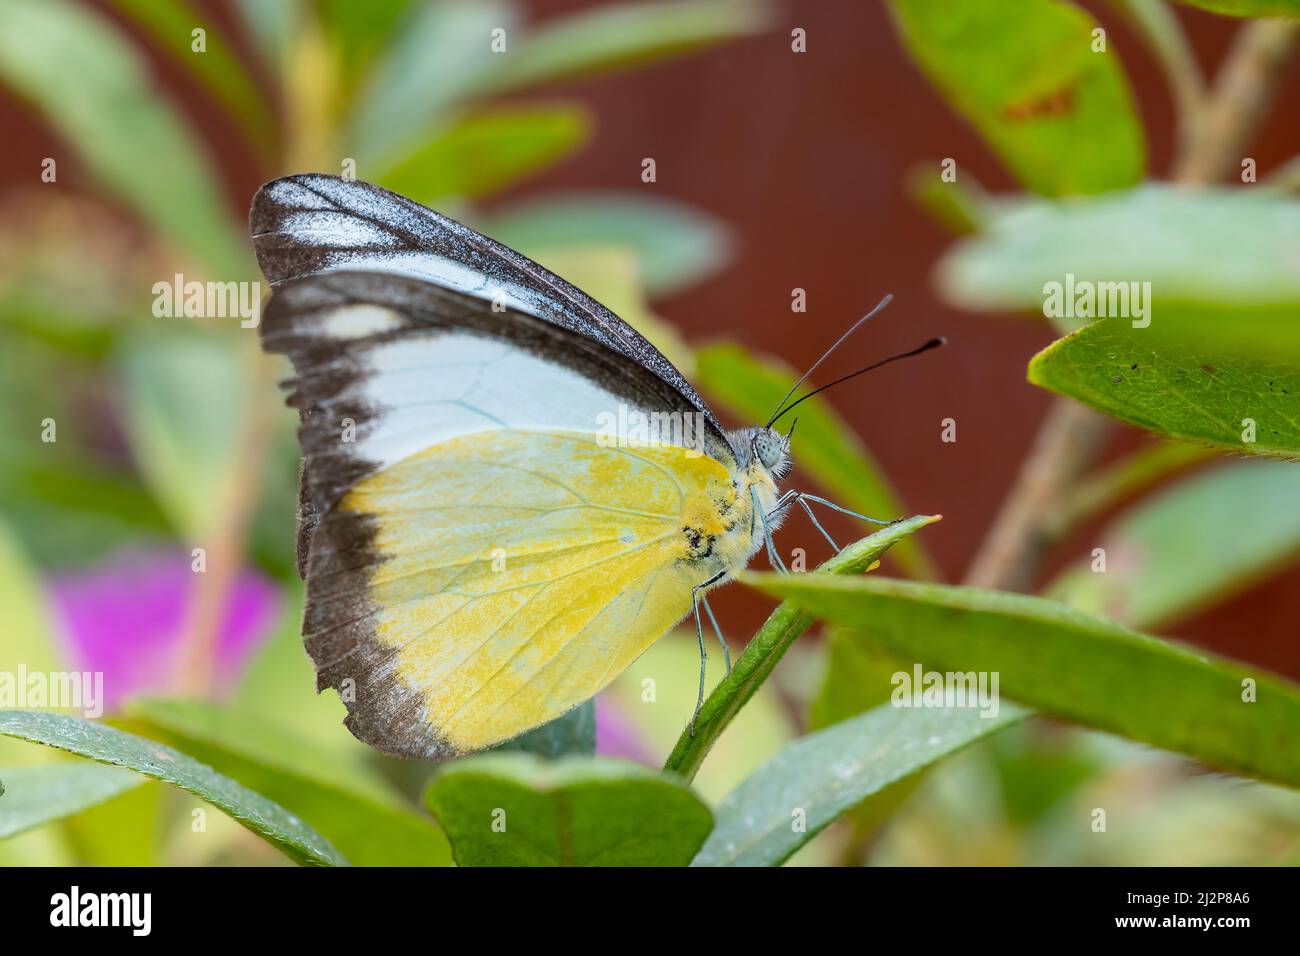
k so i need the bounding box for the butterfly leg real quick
[689,569,729,736]
[796,493,841,552]
[798,493,895,526]
[701,593,732,674]
[753,486,788,573]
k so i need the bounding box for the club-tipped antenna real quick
[769,336,947,427]
[765,294,894,428]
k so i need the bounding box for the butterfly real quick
[250,174,937,758]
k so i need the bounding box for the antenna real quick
[765,294,894,428]
[769,336,946,427]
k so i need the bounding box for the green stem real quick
[662,514,941,782]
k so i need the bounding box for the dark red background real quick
[4,1,1298,677]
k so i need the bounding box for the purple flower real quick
[46,549,279,711]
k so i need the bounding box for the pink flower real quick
[46,549,279,711]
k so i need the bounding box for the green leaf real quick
[0,0,246,275]
[0,763,144,839]
[377,105,591,204]
[693,702,1024,866]
[1028,318,1300,457]
[809,629,907,730]
[116,334,251,540]
[663,515,941,782]
[425,753,712,866]
[1171,1,1300,16]
[887,0,1145,195]
[470,0,773,96]
[481,193,732,297]
[937,185,1300,358]
[695,343,938,580]
[346,0,518,167]
[107,0,273,144]
[0,711,346,865]
[1048,460,1300,629]
[493,701,596,759]
[125,698,452,866]
[745,574,1300,789]
[235,0,302,69]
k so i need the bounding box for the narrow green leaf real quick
[481,193,732,297]
[695,343,938,580]
[471,0,773,95]
[235,0,302,69]
[746,575,1300,789]
[1028,318,1300,457]
[107,0,273,143]
[0,763,143,839]
[126,698,452,866]
[377,105,591,203]
[0,711,346,865]
[346,0,518,167]
[693,702,1024,866]
[426,753,712,866]
[1048,460,1300,629]
[888,0,1145,195]
[663,515,941,782]
[0,0,246,276]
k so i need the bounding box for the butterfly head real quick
[748,425,793,481]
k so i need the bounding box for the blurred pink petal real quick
[46,549,279,711]
[595,694,656,765]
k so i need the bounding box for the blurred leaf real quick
[1171,1,1300,15]
[235,0,303,68]
[664,515,941,781]
[809,629,906,730]
[482,193,732,297]
[107,0,273,143]
[747,574,1300,789]
[0,711,345,865]
[495,701,595,759]
[0,0,246,275]
[0,762,143,839]
[61,779,162,866]
[318,0,409,87]
[1048,460,1300,628]
[938,185,1300,357]
[888,0,1144,195]
[695,345,937,580]
[471,0,772,95]
[116,334,251,541]
[1028,318,1300,458]
[693,702,1024,866]
[346,0,517,166]
[377,105,591,203]
[533,245,695,374]
[126,698,451,866]
[426,753,712,866]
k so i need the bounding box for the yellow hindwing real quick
[340,429,752,752]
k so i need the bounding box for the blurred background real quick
[2,0,1299,865]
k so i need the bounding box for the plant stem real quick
[1111,0,1205,158]
[1173,18,1300,186]
[964,401,1110,591]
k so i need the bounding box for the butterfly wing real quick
[253,183,749,756]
